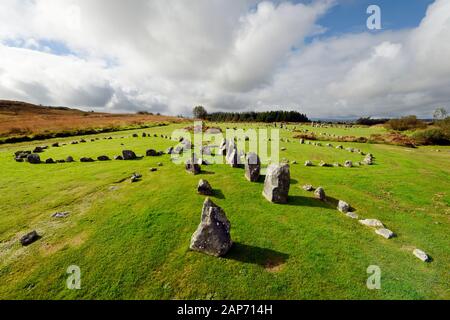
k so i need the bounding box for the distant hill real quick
[0,100,184,140]
[0,100,91,115]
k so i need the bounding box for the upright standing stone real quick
[190,198,232,257]
[226,141,239,168]
[186,158,201,175]
[263,164,290,204]
[245,152,261,182]
[198,179,213,196]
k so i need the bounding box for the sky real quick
[0,0,448,118]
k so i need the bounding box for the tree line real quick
[193,106,309,123]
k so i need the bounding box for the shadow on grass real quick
[226,242,289,268]
[212,189,225,199]
[200,170,215,175]
[287,195,357,211]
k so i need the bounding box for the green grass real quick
[0,123,449,299]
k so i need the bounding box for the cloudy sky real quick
[0,0,449,118]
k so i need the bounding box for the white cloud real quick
[0,0,449,117]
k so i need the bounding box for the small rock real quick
[157,162,163,167]
[45,158,55,164]
[337,200,350,213]
[302,184,314,191]
[122,150,137,160]
[66,156,74,163]
[146,149,158,156]
[52,211,70,218]
[97,155,110,161]
[346,212,359,219]
[375,228,395,239]
[80,157,95,162]
[149,168,158,172]
[344,160,353,168]
[413,249,430,262]
[305,160,313,167]
[27,154,41,164]
[114,155,124,160]
[314,187,325,201]
[20,231,40,246]
[359,219,384,228]
[130,172,142,182]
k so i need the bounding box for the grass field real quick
[0,122,449,299]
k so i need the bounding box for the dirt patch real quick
[264,257,286,273]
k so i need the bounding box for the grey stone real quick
[97,155,110,161]
[27,154,41,164]
[359,219,384,228]
[52,211,70,218]
[375,228,395,239]
[66,156,74,162]
[413,249,430,262]
[45,158,56,164]
[146,149,158,156]
[80,157,95,162]
[346,212,359,219]
[198,179,213,196]
[33,146,44,153]
[225,141,239,167]
[114,155,123,160]
[245,152,261,182]
[344,160,353,168]
[122,150,137,160]
[303,184,314,192]
[185,159,201,175]
[305,160,313,167]
[263,163,290,204]
[130,172,142,182]
[337,200,350,213]
[20,230,40,246]
[190,198,232,257]
[314,187,325,201]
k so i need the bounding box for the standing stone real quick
[219,139,229,156]
[190,198,232,257]
[305,160,313,167]
[185,158,201,175]
[80,157,95,162]
[263,164,290,204]
[66,156,74,163]
[344,160,353,168]
[413,249,430,262]
[226,141,239,167]
[27,154,41,164]
[314,187,325,201]
[122,150,137,160]
[45,158,55,164]
[337,200,350,213]
[198,179,213,196]
[245,152,261,182]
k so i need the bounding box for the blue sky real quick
[312,0,434,35]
